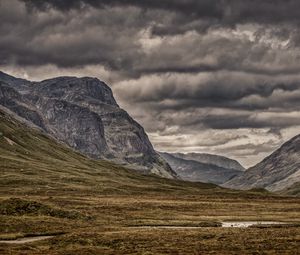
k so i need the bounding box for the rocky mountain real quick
[159,152,245,184]
[0,71,177,179]
[0,108,218,196]
[223,134,300,191]
[169,153,245,172]
[279,182,300,196]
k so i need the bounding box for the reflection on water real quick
[221,221,285,228]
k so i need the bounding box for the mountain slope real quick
[0,108,217,196]
[0,71,177,179]
[160,152,244,184]
[224,135,300,191]
[1,108,300,255]
[279,182,300,196]
[168,152,245,171]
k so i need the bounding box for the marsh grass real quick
[0,198,82,219]
[0,231,65,241]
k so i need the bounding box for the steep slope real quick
[279,182,300,196]
[0,71,177,179]
[0,108,215,196]
[224,135,300,191]
[160,152,244,184]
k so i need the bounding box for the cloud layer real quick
[1,0,300,167]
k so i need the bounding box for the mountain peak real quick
[0,72,177,179]
[35,75,118,106]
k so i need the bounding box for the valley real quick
[0,108,299,254]
[2,1,300,254]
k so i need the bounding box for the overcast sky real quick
[1,0,300,167]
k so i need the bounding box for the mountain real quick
[3,106,296,255]
[279,182,300,196]
[0,108,216,196]
[168,153,245,172]
[0,71,177,179]
[223,134,300,191]
[159,152,245,184]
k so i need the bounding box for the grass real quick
[0,109,299,254]
[0,198,83,219]
[0,231,65,241]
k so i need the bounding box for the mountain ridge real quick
[159,152,244,184]
[166,152,245,171]
[0,71,177,179]
[223,134,300,191]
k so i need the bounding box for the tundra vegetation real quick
[0,110,299,254]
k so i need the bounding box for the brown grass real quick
[0,109,299,254]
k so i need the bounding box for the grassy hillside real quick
[0,109,300,255]
[0,109,219,196]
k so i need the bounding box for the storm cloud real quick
[1,0,300,167]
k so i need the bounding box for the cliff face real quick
[0,71,177,179]
[223,135,300,191]
[160,152,244,184]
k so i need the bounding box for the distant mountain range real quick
[223,134,300,192]
[0,71,177,179]
[159,152,245,184]
[160,135,300,194]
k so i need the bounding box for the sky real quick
[1,0,300,168]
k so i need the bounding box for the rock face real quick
[223,135,300,191]
[159,152,244,184]
[0,71,177,179]
[279,182,300,196]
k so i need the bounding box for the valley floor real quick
[0,192,299,255]
[0,109,299,254]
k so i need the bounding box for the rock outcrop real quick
[0,71,177,179]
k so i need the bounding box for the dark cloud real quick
[2,0,300,166]
[200,112,300,130]
[217,140,280,157]
[22,0,223,17]
[135,105,300,131]
[21,0,300,26]
[1,0,300,74]
[115,72,300,112]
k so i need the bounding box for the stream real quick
[0,236,55,244]
[221,221,286,228]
